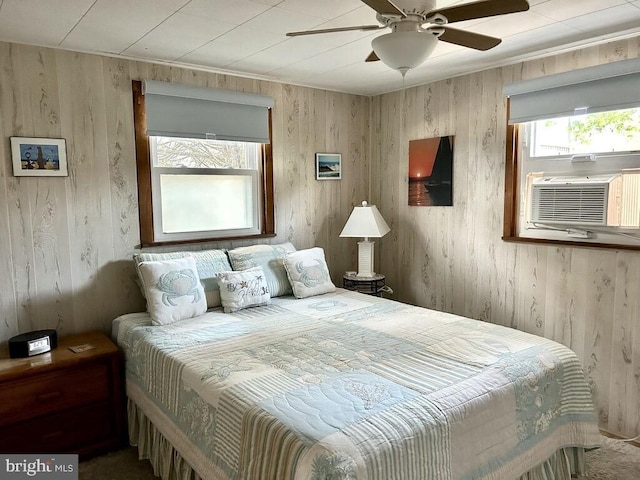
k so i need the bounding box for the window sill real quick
[501,235,640,252]
[138,232,277,249]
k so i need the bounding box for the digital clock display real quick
[8,329,57,358]
[28,337,50,352]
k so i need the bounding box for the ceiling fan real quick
[287,0,530,76]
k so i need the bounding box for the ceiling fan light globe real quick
[371,31,437,73]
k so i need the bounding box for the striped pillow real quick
[227,242,296,297]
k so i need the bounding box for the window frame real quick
[132,80,275,247]
[503,98,640,251]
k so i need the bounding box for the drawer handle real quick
[42,430,63,440]
[37,391,62,402]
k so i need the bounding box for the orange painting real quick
[408,136,453,206]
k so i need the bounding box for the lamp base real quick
[356,240,376,277]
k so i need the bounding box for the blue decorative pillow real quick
[138,256,207,325]
[227,242,296,297]
[134,249,231,308]
[216,267,271,313]
[283,247,336,298]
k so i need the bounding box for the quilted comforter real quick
[113,289,601,480]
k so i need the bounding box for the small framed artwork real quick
[10,137,68,177]
[315,153,341,180]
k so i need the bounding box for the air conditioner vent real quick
[529,175,621,226]
[531,186,607,224]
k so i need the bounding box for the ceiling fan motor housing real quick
[391,0,437,17]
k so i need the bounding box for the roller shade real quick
[143,80,274,143]
[504,57,640,124]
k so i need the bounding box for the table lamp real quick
[339,201,390,277]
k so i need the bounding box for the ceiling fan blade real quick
[438,26,501,51]
[366,51,380,62]
[430,0,529,24]
[360,0,405,17]
[286,25,382,37]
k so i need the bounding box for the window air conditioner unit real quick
[529,174,622,226]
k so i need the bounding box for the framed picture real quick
[315,153,341,180]
[408,136,454,206]
[10,137,68,177]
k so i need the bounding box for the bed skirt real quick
[127,395,590,480]
[128,398,202,480]
[516,447,586,480]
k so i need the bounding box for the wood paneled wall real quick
[1,37,638,439]
[0,42,369,341]
[370,37,640,438]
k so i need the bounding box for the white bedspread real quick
[113,289,601,479]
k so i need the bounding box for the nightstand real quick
[342,272,391,296]
[0,331,125,458]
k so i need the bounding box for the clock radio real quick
[8,329,58,358]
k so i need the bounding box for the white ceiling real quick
[1,0,640,96]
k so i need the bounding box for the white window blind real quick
[504,57,640,124]
[143,80,274,143]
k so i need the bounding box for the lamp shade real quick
[340,201,390,239]
[371,31,438,75]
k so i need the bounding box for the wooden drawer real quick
[0,400,114,454]
[0,362,110,427]
[0,331,125,458]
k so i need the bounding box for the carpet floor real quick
[79,436,640,480]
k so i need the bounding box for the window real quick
[133,80,274,246]
[503,58,640,249]
[527,109,640,157]
[150,137,262,241]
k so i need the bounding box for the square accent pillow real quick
[138,256,207,325]
[134,249,231,308]
[227,242,296,297]
[283,247,336,299]
[216,267,271,313]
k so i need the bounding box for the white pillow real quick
[283,247,336,299]
[133,249,231,308]
[138,256,207,325]
[216,267,271,313]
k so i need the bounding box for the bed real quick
[113,280,601,480]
